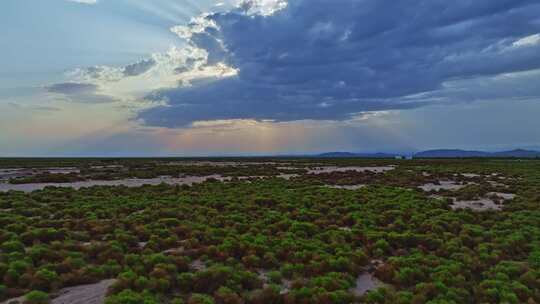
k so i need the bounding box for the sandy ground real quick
[350,273,382,296]
[461,173,482,178]
[0,169,33,181]
[324,184,366,190]
[167,161,289,167]
[0,172,306,192]
[0,164,396,192]
[451,198,503,211]
[451,193,515,211]
[162,247,185,254]
[1,296,25,304]
[308,166,395,174]
[51,279,116,304]
[280,279,292,295]
[1,279,116,304]
[418,180,469,191]
[487,192,516,200]
[189,260,206,272]
[0,175,231,192]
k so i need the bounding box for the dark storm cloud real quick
[139,0,540,127]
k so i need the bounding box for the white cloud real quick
[237,0,288,16]
[59,44,236,109]
[66,0,98,4]
[69,66,124,83]
[513,33,540,47]
[170,14,219,40]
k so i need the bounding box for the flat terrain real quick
[0,158,539,303]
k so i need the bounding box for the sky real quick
[1,0,540,156]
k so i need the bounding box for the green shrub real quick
[1,240,25,253]
[105,289,158,304]
[268,271,283,284]
[24,290,49,304]
[188,294,215,304]
[528,250,540,269]
[214,287,242,304]
[33,268,59,290]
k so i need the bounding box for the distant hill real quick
[317,152,400,158]
[414,149,490,158]
[315,149,540,159]
[492,149,540,158]
[317,152,358,157]
[414,149,540,158]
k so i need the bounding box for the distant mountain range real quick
[316,149,540,159]
[414,149,540,158]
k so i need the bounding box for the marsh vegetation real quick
[0,158,539,303]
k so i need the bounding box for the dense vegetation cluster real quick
[0,159,539,303]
